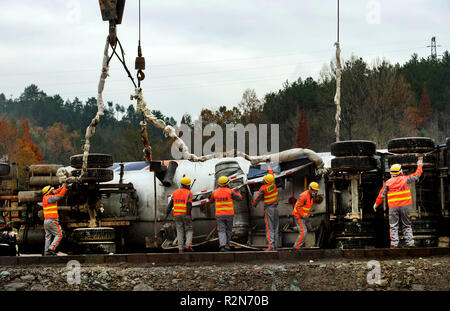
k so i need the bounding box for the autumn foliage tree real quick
[0,117,44,181]
[295,109,311,149]
[418,83,432,126]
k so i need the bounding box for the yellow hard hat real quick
[309,182,319,191]
[42,185,53,196]
[390,164,402,175]
[263,174,274,184]
[180,177,192,186]
[218,176,230,186]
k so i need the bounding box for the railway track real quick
[1,247,449,266]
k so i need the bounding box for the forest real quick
[0,52,449,180]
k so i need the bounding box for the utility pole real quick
[427,36,441,59]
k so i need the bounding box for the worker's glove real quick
[417,156,423,166]
[373,203,378,212]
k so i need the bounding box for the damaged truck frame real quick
[0,137,449,255]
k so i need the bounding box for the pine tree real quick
[295,109,311,149]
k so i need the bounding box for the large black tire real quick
[77,241,116,254]
[70,168,114,183]
[388,153,436,168]
[29,176,61,186]
[29,164,62,176]
[330,140,376,157]
[73,227,115,242]
[387,137,435,154]
[0,163,10,177]
[331,156,377,171]
[70,154,113,169]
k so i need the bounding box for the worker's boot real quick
[184,246,194,252]
[46,250,56,256]
[178,249,184,254]
[219,246,226,252]
[224,245,231,251]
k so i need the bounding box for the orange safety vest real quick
[42,196,59,220]
[293,190,313,217]
[172,188,192,216]
[261,183,278,205]
[42,187,67,220]
[385,177,412,208]
[211,187,235,216]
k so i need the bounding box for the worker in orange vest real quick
[165,177,194,253]
[292,181,319,250]
[210,176,243,252]
[253,170,279,251]
[374,157,423,248]
[41,184,68,256]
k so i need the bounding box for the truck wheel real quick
[0,163,10,177]
[77,241,116,254]
[331,156,377,171]
[330,140,376,157]
[70,168,114,182]
[387,137,435,154]
[29,164,62,176]
[70,154,113,169]
[388,153,436,168]
[73,227,115,242]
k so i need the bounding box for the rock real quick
[375,279,388,287]
[133,283,154,291]
[276,265,287,272]
[309,260,314,263]
[20,274,35,281]
[130,280,137,285]
[0,271,10,279]
[406,267,416,274]
[290,284,301,291]
[432,263,441,266]
[172,279,180,284]
[271,283,277,291]
[319,264,327,268]
[411,284,424,291]
[30,284,47,291]
[265,270,274,275]
[219,278,226,285]
[4,282,27,291]
[397,261,402,265]
[98,271,111,282]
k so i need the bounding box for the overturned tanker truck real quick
[4,137,450,254]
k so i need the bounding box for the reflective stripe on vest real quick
[172,188,191,216]
[386,177,412,208]
[212,188,234,216]
[42,196,59,219]
[263,184,278,204]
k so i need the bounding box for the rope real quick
[57,36,111,185]
[334,41,342,142]
[130,88,328,175]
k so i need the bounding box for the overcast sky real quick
[1,0,449,122]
